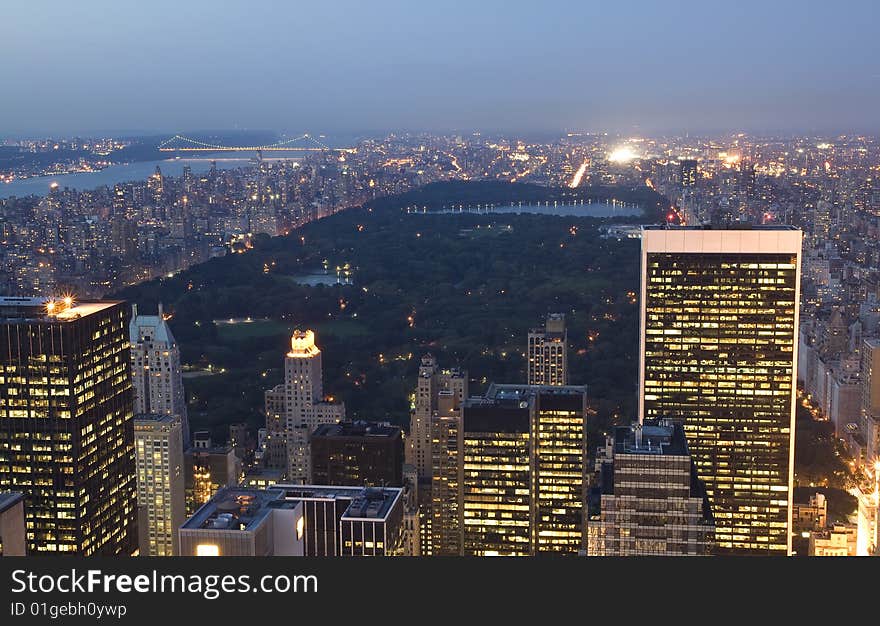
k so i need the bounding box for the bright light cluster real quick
[607,146,638,164]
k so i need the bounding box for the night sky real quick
[2,0,878,135]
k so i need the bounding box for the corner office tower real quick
[0,297,137,555]
[639,226,802,555]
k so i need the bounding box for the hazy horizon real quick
[2,0,879,136]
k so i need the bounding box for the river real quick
[0,150,306,199]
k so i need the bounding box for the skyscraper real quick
[587,420,714,556]
[406,354,467,478]
[129,303,190,447]
[263,330,344,483]
[134,413,185,556]
[0,296,137,555]
[639,225,802,555]
[458,383,587,556]
[527,314,568,386]
[185,430,241,516]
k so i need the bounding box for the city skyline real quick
[2,1,880,136]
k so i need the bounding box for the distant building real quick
[179,488,304,557]
[185,430,241,516]
[809,523,858,556]
[130,303,190,447]
[263,330,344,483]
[587,420,714,556]
[134,414,185,556]
[680,159,698,188]
[0,296,137,555]
[792,493,828,533]
[310,421,403,487]
[0,492,26,556]
[527,313,568,386]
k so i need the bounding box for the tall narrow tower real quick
[527,313,568,386]
[130,303,190,447]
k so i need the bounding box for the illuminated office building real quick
[0,296,137,555]
[129,303,190,447]
[639,226,802,555]
[134,413,185,556]
[527,313,568,386]
[263,330,344,483]
[459,384,587,556]
[587,420,714,556]
[429,389,463,556]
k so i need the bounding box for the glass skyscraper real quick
[639,226,802,555]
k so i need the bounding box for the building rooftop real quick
[311,420,401,439]
[181,487,288,532]
[274,484,402,521]
[611,419,689,456]
[0,492,24,514]
[133,413,178,425]
[0,296,121,323]
[642,224,801,231]
[129,303,176,344]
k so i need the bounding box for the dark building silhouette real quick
[310,421,403,487]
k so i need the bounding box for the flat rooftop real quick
[0,296,121,323]
[274,484,402,521]
[181,488,286,532]
[612,419,689,456]
[642,224,800,231]
[312,421,401,439]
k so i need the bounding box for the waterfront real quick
[419,200,642,218]
[0,150,306,198]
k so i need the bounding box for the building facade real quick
[458,384,588,556]
[263,330,344,483]
[0,492,26,556]
[640,226,802,555]
[587,421,715,556]
[310,421,403,487]
[0,296,137,555]
[527,313,568,386]
[134,413,185,556]
[129,303,189,447]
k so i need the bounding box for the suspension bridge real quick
[157,133,355,153]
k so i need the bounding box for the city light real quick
[607,146,638,163]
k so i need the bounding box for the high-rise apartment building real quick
[429,387,465,556]
[639,225,802,555]
[134,413,185,556]
[0,296,137,555]
[263,330,344,483]
[129,303,189,447]
[587,420,714,556]
[527,314,568,386]
[457,383,587,556]
[406,354,467,478]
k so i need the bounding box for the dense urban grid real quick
[0,131,879,557]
